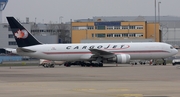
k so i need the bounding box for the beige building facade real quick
[72,21,160,43]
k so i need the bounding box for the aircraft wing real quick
[89,49,115,58]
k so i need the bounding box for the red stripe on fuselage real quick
[43,50,169,55]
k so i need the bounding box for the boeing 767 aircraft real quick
[6,17,178,67]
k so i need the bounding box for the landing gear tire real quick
[43,64,49,68]
[162,62,166,65]
[64,62,71,67]
[49,64,55,68]
[98,63,103,67]
[172,63,176,66]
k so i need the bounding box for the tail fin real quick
[6,17,42,47]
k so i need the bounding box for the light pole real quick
[154,0,157,42]
[59,16,63,24]
[158,1,161,42]
[158,2,161,24]
[35,17,37,24]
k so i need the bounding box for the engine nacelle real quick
[113,54,131,64]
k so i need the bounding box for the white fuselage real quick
[17,42,178,61]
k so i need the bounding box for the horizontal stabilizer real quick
[17,48,36,53]
[4,48,17,54]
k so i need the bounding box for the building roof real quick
[93,16,180,22]
[74,16,180,28]
[75,16,180,22]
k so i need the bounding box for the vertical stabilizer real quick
[7,17,42,47]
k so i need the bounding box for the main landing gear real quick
[64,61,104,67]
[80,62,103,67]
[152,58,166,65]
[41,63,55,68]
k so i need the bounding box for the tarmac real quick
[0,64,180,97]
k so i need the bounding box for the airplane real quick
[6,17,178,67]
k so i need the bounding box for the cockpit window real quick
[170,46,174,49]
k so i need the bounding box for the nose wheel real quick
[162,58,166,65]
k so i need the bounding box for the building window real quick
[72,27,78,30]
[48,30,51,32]
[122,34,128,37]
[34,30,40,32]
[87,26,94,30]
[114,26,121,29]
[8,34,14,38]
[122,26,128,29]
[129,26,135,29]
[57,30,61,32]
[95,34,106,38]
[72,26,88,30]
[136,33,143,37]
[136,26,143,29]
[3,25,8,28]
[8,41,17,45]
[72,26,94,30]
[95,26,105,30]
[40,30,44,32]
[92,34,94,37]
[78,27,87,30]
[107,33,114,37]
[129,33,136,37]
[114,34,122,37]
[107,26,114,30]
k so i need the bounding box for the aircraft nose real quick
[174,49,178,55]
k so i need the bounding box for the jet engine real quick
[112,54,131,64]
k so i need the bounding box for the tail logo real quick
[15,29,28,39]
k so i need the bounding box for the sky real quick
[2,0,180,23]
